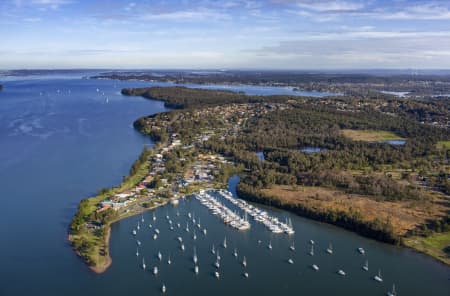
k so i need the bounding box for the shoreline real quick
[69,88,449,273]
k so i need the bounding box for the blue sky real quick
[1,0,450,69]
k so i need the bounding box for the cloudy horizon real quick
[2,0,450,69]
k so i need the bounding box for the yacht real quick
[167,255,171,265]
[157,251,162,261]
[154,228,160,234]
[242,256,247,267]
[141,214,144,223]
[194,265,199,274]
[152,213,156,221]
[181,244,185,251]
[177,236,183,243]
[214,260,220,269]
[326,243,333,254]
[186,223,190,232]
[215,271,220,279]
[136,222,140,230]
[223,237,227,248]
[289,241,295,251]
[161,284,166,294]
[337,269,346,276]
[216,250,221,261]
[193,247,198,264]
[211,244,216,255]
[358,247,365,255]
[233,248,238,258]
[153,266,158,275]
[386,284,396,296]
[203,228,207,235]
[309,245,314,256]
[148,223,152,228]
[374,269,383,282]
[132,229,137,236]
[193,230,197,240]
[153,234,158,240]
[363,260,369,271]
[136,248,139,257]
[310,239,315,245]
[312,264,319,271]
[243,272,249,278]
[142,258,146,270]
[136,240,141,246]
[288,258,294,264]
[268,241,272,250]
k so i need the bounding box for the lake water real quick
[0,72,448,296]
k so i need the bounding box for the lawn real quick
[437,141,450,149]
[341,129,404,142]
[404,231,450,265]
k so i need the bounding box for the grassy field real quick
[404,232,450,265]
[437,140,450,149]
[341,129,404,142]
[261,185,447,236]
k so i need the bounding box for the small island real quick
[70,86,450,272]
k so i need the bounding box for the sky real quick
[1,0,450,69]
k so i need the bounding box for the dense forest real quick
[122,86,293,109]
[98,70,450,96]
[128,85,449,246]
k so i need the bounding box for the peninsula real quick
[69,85,450,273]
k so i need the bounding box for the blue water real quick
[256,151,265,161]
[381,140,406,146]
[300,147,323,153]
[0,73,448,296]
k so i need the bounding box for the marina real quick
[0,75,449,296]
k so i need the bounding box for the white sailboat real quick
[386,284,396,296]
[363,260,369,271]
[203,228,207,235]
[268,240,272,250]
[167,255,172,265]
[153,266,158,275]
[193,247,198,264]
[223,237,227,248]
[194,265,199,274]
[309,244,314,256]
[289,241,295,251]
[186,223,190,232]
[142,258,146,270]
[141,214,144,223]
[136,222,140,230]
[136,248,139,257]
[312,264,319,271]
[215,271,220,279]
[161,284,166,294]
[193,230,197,240]
[242,256,247,267]
[243,272,249,278]
[358,247,365,255]
[152,213,156,221]
[136,240,141,246]
[337,269,346,276]
[288,258,294,264]
[158,251,162,261]
[233,248,238,258]
[211,244,216,255]
[374,269,383,282]
[153,234,158,240]
[326,243,333,254]
[181,243,185,251]
[132,229,137,236]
